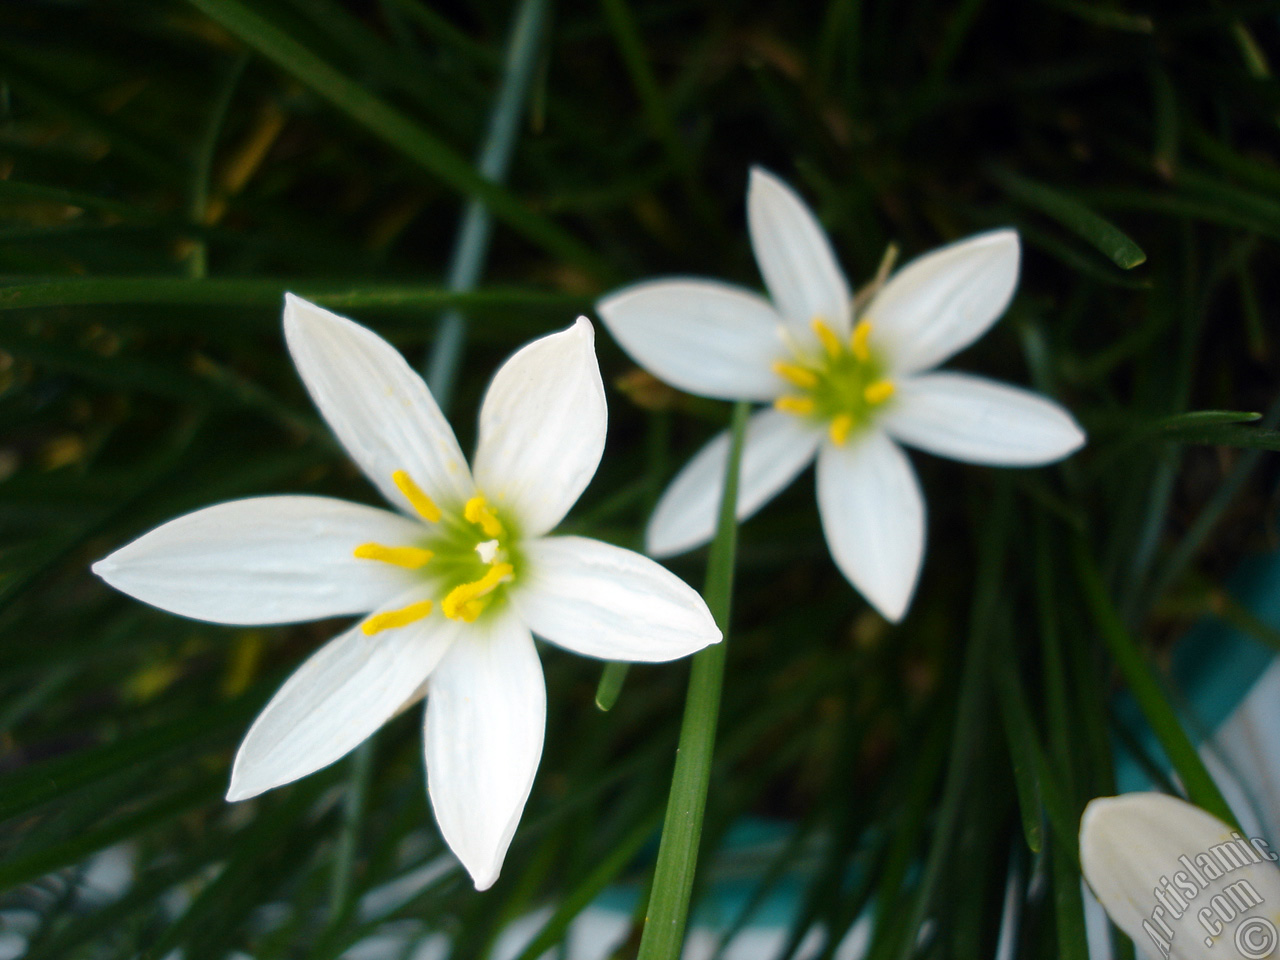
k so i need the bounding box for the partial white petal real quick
[596,279,787,401]
[92,496,422,625]
[815,432,925,623]
[1080,793,1280,960]
[514,536,721,661]
[473,318,606,537]
[227,598,461,801]
[647,408,823,557]
[868,230,1020,375]
[426,613,545,891]
[883,372,1085,466]
[747,167,853,344]
[283,294,473,513]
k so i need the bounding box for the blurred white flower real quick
[94,296,720,890]
[597,167,1084,621]
[1080,792,1280,959]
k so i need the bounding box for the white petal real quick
[473,317,606,537]
[1080,793,1280,960]
[92,496,423,625]
[426,613,545,891]
[815,432,925,623]
[883,372,1086,466]
[868,230,1020,375]
[227,599,461,801]
[514,536,721,661]
[283,294,473,513]
[646,408,823,557]
[747,167,853,345]
[595,279,787,401]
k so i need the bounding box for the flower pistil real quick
[354,477,518,630]
[772,317,896,446]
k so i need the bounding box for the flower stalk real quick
[637,399,749,960]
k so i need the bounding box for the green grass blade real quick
[0,277,582,313]
[426,0,550,405]
[992,167,1147,269]
[1073,541,1238,827]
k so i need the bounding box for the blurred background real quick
[1,1,1279,957]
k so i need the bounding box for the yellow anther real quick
[361,599,434,636]
[851,320,873,362]
[811,317,842,357]
[392,470,441,523]
[353,543,434,570]
[442,562,514,622]
[829,414,855,446]
[774,395,816,416]
[772,361,819,389]
[864,379,896,405]
[464,495,504,538]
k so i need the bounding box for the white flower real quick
[1080,793,1280,960]
[92,295,721,890]
[596,167,1085,621]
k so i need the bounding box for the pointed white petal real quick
[426,613,545,891]
[473,317,606,537]
[514,536,721,661]
[1080,793,1280,960]
[595,279,787,401]
[283,294,473,513]
[647,408,823,558]
[815,433,925,622]
[883,372,1085,466]
[747,167,853,345]
[92,496,423,625]
[227,598,461,801]
[868,230,1020,375]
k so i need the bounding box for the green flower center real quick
[772,317,896,445]
[352,471,522,633]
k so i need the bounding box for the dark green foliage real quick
[2,1,1278,957]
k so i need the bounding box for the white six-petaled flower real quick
[597,167,1086,621]
[1080,793,1280,960]
[92,295,720,890]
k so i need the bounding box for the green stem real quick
[636,400,749,960]
[426,0,550,404]
[594,660,630,711]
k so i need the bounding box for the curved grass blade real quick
[992,167,1147,269]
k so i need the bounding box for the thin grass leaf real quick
[992,167,1147,269]
[1073,541,1238,827]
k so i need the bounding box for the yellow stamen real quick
[442,563,514,622]
[830,414,855,446]
[392,470,441,523]
[775,395,816,416]
[362,599,434,636]
[353,543,434,569]
[864,379,895,405]
[771,361,819,389]
[811,317,842,357]
[464,495,504,537]
[851,320,873,362]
